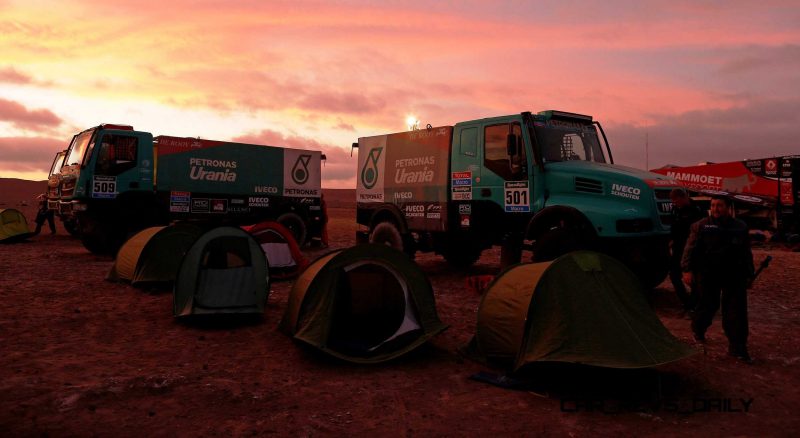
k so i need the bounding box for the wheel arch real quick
[525,205,597,240]
[368,204,408,233]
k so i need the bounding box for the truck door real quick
[476,122,531,214]
[91,132,151,199]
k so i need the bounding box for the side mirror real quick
[506,133,518,156]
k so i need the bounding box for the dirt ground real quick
[1,206,799,436]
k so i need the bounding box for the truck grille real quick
[61,180,75,198]
[575,177,603,194]
[654,188,675,226]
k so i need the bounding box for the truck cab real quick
[58,124,154,214]
[58,124,158,252]
[452,111,673,236]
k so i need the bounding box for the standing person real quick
[33,193,56,236]
[668,188,703,311]
[320,193,329,248]
[681,195,755,362]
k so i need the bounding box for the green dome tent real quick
[467,251,695,370]
[280,244,447,364]
[173,226,269,317]
[107,223,205,286]
[0,208,32,243]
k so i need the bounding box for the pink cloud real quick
[0,98,62,131]
[0,67,32,84]
[0,136,64,173]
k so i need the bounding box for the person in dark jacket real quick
[33,194,56,236]
[682,195,754,362]
[669,188,703,311]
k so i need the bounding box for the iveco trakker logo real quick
[361,147,383,189]
[291,154,312,185]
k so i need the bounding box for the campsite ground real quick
[1,203,800,436]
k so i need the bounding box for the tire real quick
[531,217,595,262]
[277,212,308,247]
[62,218,80,237]
[369,221,404,251]
[78,214,119,255]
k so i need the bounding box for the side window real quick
[459,127,477,157]
[483,123,526,180]
[95,134,138,175]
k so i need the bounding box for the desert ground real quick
[1,184,799,436]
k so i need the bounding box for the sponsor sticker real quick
[254,186,279,194]
[248,197,270,208]
[610,183,641,201]
[451,171,473,200]
[403,204,425,218]
[504,181,530,212]
[170,191,191,202]
[458,204,472,215]
[192,198,210,213]
[92,176,117,199]
[169,190,190,212]
[426,204,442,219]
[211,199,228,213]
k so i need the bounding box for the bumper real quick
[58,200,87,216]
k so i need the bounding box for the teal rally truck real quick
[56,124,324,254]
[355,111,682,288]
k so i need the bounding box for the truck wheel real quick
[277,212,307,247]
[79,214,117,255]
[369,221,414,257]
[62,218,80,237]
[531,218,595,262]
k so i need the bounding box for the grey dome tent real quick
[173,226,269,317]
[107,223,205,286]
[466,251,695,370]
[280,244,447,364]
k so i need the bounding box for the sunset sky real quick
[1,0,798,187]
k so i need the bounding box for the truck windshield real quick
[49,153,65,177]
[64,131,95,167]
[534,123,607,164]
